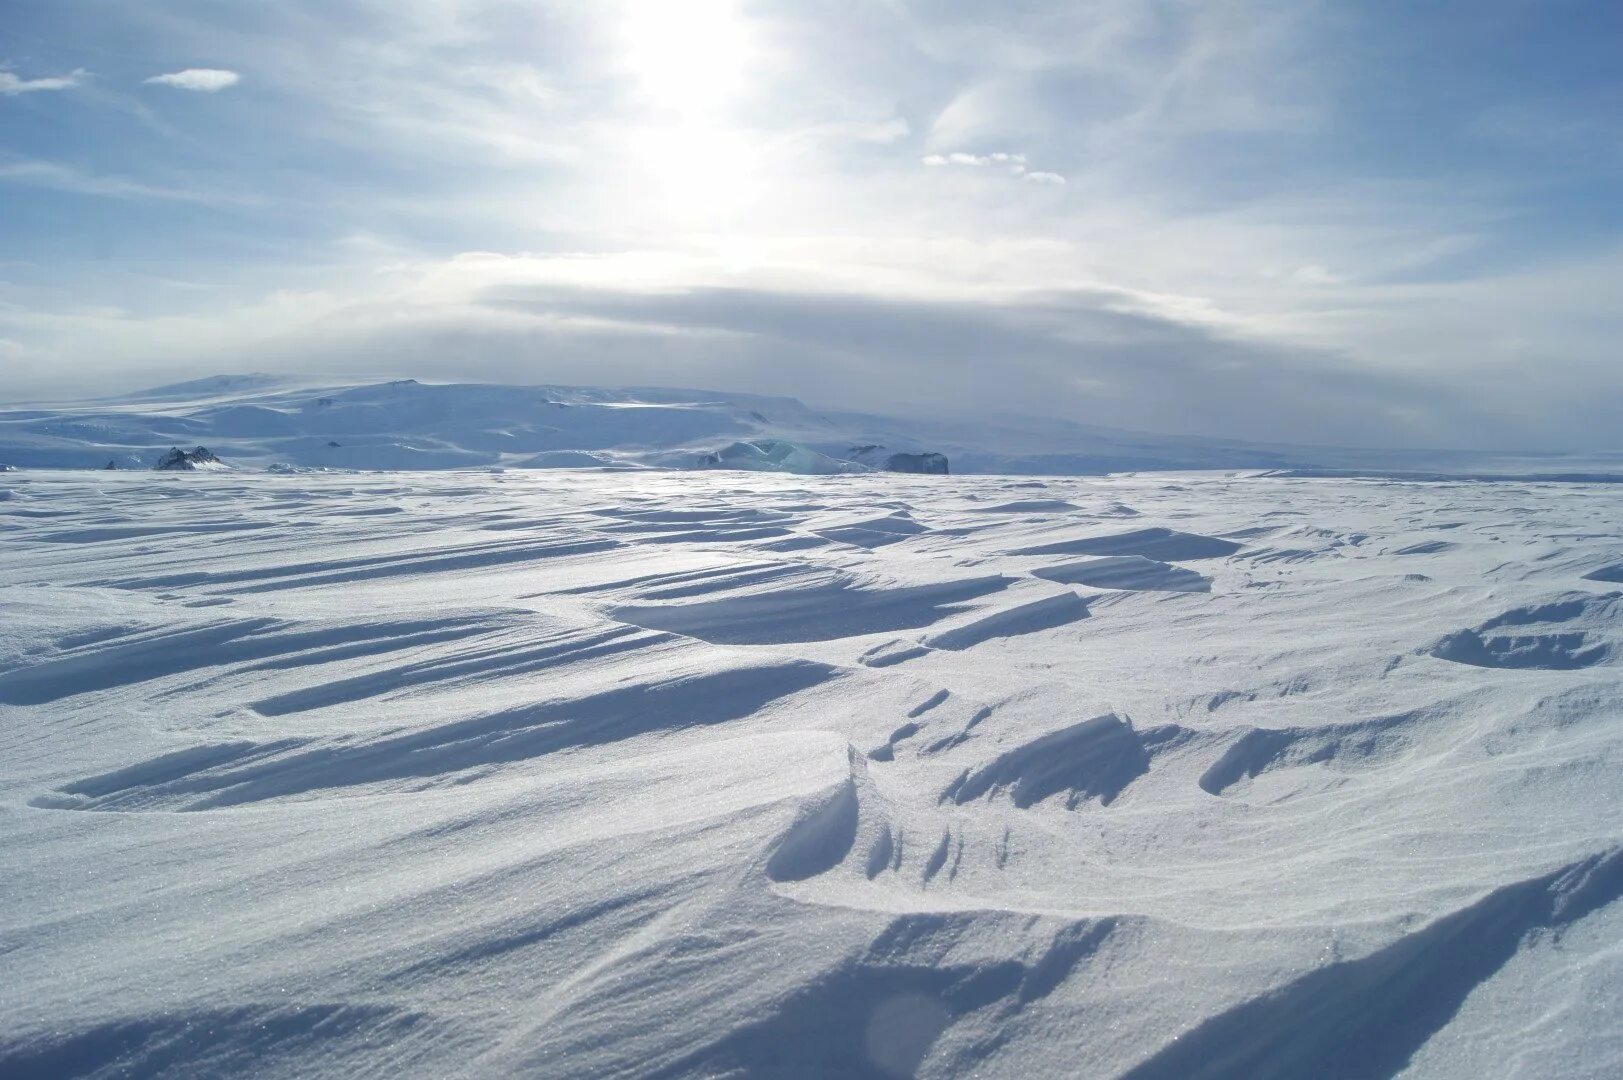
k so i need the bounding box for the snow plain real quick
[2,465,1621,1078]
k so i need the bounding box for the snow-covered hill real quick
[1,467,1620,1077]
[5,374,1619,478]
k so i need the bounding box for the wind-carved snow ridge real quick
[941,714,1195,809]
[765,746,875,884]
[2,468,1622,1078]
[1032,556,1210,593]
[1009,526,1243,560]
[610,569,1015,645]
[35,660,836,811]
[1429,592,1619,670]
[1122,847,1623,1080]
[1197,709,1427,797]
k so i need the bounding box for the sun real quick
[614,0,765,240]
[619,0,754,119]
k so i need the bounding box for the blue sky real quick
[1,0,1619,448]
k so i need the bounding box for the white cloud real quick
[922,150,1063,185]
[144,69,241,92]
[923,151,1026,167]
[0,69,86,94]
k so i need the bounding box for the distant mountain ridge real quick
[3,375,1620,478]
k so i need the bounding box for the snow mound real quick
[1430,592,1618,670]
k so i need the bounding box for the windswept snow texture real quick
[3,468,1622,1079]
[1032,556,1211,593]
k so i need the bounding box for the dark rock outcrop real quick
[884,452,949,475]
[846,445,950,475]
[153,446,225,471]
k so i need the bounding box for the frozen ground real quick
[1,467,1621,1078]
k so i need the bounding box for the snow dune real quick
[1,467,1621,1078]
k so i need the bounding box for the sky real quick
[1,0,1620,449]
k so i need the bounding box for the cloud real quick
[144,69,241,92]
[0,160,259,205]
[464,279,1469,446]
[922,149,1064,185]
[3,1,1619,452]
[923,151,1026,167]
[0,69,86,94]
[9,238,1619,451]
[13,242,1474,449]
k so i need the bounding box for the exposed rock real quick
[846,444,949,475]
[153,446,227,472]
[885,451,949,475]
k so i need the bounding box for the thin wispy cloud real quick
[0,69,86,94]
[144,69,240,92]
[922,150,1065,184]
[0,160,258,206]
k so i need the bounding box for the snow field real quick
[1,467,1619,1077]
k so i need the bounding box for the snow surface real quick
[2,465,1620,1078]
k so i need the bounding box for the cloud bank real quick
[144,68,240,92]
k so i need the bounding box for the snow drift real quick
[2,466,1620,1077]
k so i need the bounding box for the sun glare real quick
[616,0,763,245]
[620,0,753,118]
